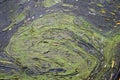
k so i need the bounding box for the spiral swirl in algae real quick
[5,12,120,80]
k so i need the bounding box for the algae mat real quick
[5,11,120,80]
[6,12,97,80]
[0,0,120,80]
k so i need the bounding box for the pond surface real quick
[0,0,120,80]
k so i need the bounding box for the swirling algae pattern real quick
[0,0,119,80]
[6,12,120,80]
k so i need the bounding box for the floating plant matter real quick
[0,0,120,80]
[5,11,120,80]
[6,12,97,79]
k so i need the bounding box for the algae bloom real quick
[5,11,120,80]
[0,0,120,80]
[6,12,98,79]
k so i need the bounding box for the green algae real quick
[3,3,120,79]
[5,12,98,79]
[0,0,120,80]
[43,0,61,7]
[62,3,74,8]
[3,10,120,79]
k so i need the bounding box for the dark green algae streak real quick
[0,0,120,80]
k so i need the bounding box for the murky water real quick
[0,0,120,80]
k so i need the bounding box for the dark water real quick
[0,0,120,80]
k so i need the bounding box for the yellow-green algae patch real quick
[6,12,98,79]
[43,0,61,7]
